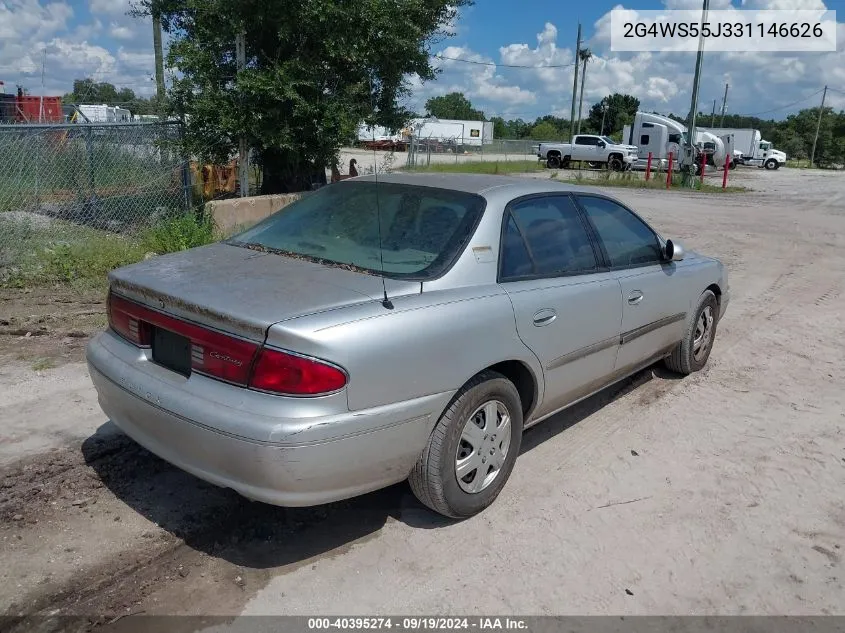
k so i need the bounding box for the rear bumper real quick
[86,331,451,506]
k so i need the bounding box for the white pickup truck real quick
[538,135,639,171]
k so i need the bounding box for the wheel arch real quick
[446,359,541,424]
[705,282,722,317]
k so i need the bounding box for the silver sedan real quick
[87,174,729,518]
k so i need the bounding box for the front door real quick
[574,194,691,375]
[498,194,622,420]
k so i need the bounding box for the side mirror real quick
[665,239,685,261]
[597,141,606,148]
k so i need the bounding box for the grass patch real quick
[406,160,543,175]
[560,170,746,193]
[31,357,56,371]
[405,160,745,192]
[1,208,219,290]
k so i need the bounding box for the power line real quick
[433,54,576,69]
[743,88,825,117]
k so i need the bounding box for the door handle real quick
[627,291,644,305]
[532,308,557,326]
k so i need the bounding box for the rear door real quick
[499,194,622,420]
[574,194,692,375]
[572,135,599,162]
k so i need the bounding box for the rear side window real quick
[575,136,597,146]
[500,196,598,279]
[575,196,663,268]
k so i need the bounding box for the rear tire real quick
[665,290,719,376]
[547,154,561,169]
[408,371,523,519]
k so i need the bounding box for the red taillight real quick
[106,292,347,396]
[249,348,347,395]
[107,291,258,384]
[108,292,151,346]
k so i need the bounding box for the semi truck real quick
[699,127,786,169]
[623,112,728,172]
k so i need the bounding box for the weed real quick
[140,210,217,254]
[42,236,147,286]
[31,357,56,371]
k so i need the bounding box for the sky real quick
[1,0,844,122]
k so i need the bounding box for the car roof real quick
[350,172,615,199]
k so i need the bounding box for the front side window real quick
[500,196,598,279]
[229,182,485,279]
[575,136,598,146]
[575,196,663,268]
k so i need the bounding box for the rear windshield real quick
[227,181,486,280]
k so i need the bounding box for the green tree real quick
[530,121,561,141]
[62,79,158,115]
[424,92,485,120]
[532,115,569,138]
[587,93,640,136]
[139,0,467,193]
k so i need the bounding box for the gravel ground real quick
[1,166,844,627]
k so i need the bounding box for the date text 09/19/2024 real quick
[307,618,528,631]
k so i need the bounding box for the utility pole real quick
[600,101,608,136]
[810,85,828,168]
[684,0,709,186]
[39,48,45,123]
[576,49,592,135]
[236,31,249,197]
[719,83,729,127]
[710,99,716,127]
[569,23,582,141]
[152,6,166,116]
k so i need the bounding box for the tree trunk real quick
[260,148,327,194]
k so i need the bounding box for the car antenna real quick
[368,73,393,310]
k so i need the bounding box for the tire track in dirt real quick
[1,432,405,627]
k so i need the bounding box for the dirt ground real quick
[1,165,844,629]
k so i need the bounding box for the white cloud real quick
[88,0,132,17]
[110,22,134,40]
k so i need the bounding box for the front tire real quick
[765,158,777,170]
[409,371,523,519]
[608,156,623,171]
[665,290,719,376]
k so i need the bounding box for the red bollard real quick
[700,152,707,186]
[722,154,730,189]
[666,152,673,189]
[645,152,652,181]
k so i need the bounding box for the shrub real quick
[140,210,217,254]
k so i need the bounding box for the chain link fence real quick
[404,136,545,168]
[0,122,191,281]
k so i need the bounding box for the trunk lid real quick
[108,242,419,341]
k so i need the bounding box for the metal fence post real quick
[85,125,95,198]
[179,123,191,213]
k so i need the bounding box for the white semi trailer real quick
[699,127,786,169]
